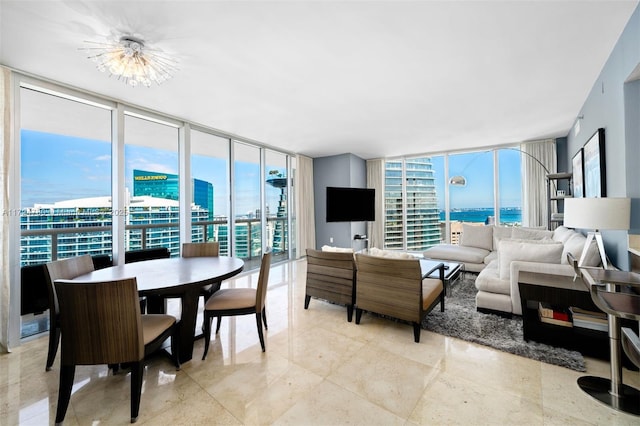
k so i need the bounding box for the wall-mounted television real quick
[326,186,375,222]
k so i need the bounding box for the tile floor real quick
[2,259,640,425]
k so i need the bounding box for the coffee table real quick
[420,258,462,295]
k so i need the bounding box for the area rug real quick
[422,275,586,372]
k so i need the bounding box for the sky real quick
[20,130,285,216]
[21,130,522,213]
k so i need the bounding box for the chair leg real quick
[256,313,266,352]
[130,361,144,423]
[413,323,421,343]
[171,325,181,370]
[46,326,60,371]
[262,308,268,330]
[215,316,222,334]
[355,308,363,324]
[304,295,311,309]
[55,364,75,424]
[347,305,354,322]
[440,291,445,312]
[202,313,212,361]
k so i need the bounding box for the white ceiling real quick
[1,1,638,160]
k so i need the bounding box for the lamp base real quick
[578,231,608,269]
[577,376,640,416]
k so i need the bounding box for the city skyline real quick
[21,129,286,217]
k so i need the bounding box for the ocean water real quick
[440,208,521,225]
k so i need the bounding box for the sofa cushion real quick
[424,244,489,264]
[498,239,563,280]
[484,250,498,265]
[561,233,602,267]
[511,227,553,241]
[475,260,510,295]
[493,226,513,251]
[460,224,493,251]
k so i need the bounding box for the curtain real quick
[366,158,385,249]
[521,139,557,228]
[296,155,315,256]
[0,68,12,352]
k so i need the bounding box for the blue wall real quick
[566,3,640,269]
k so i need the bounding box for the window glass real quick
[191,130,230,254]
[265,150,289,263]
[124,114,180,256]
[234,142,262,268]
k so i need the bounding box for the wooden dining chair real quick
[202,250,272,359]
[43,254,95,371]
[53,277,180,424]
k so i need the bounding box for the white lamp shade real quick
[563,197,631,230]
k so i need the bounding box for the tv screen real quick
[326,187,375,222]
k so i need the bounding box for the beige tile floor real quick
[2,259,640,425]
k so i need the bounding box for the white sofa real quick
[423,223,558,273]
[423,224,602,316]
[474,226,601,315]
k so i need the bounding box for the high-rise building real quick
[384,158,441,251]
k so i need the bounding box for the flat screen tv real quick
[326,187,375,222]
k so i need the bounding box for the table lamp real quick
[563,197,631,268]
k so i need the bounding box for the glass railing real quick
[20,217,289,268]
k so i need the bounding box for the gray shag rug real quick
[422,275,586,372]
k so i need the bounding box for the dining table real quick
[72,256,244,363]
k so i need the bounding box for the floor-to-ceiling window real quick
[190,130,230,254]
[233,142,263,267]
[19,86,113,337]
[124,113,180,256]
[265,150,289,263]
[14,77,296,345]
[384,148,523,248]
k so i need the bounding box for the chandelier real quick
[81,36,178,87]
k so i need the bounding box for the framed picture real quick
[572,149,584,198]
[583,128,606,198]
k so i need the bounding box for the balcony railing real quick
[20,217,288,267]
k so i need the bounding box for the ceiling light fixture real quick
[81,35,178,87]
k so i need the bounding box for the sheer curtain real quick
[296,155,315,255]
[366,159,385,249]
[1,68,12,352]
[521,139,557,228]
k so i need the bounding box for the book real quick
[569,306,606,320]
[539,302,570,322]
[539,315,573,327]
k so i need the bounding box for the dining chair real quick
[43,254,95,371]
[182,242,222,299]
[53,277,180,424]
[202,250,272,359]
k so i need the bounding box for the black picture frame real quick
[572,148,584,198]
[583,128,606,198]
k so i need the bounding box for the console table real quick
[518,271,609,360]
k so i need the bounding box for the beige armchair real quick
[354,253,445,342]
[305,248,357,321]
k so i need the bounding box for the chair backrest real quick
[45,255,96,314]
[182,242,220,258]
[355,253,423,322]
[54,277,144,365]
[255,251,273,312]
[125,247,170,263]
[305,248,356,305]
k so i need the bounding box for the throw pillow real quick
[367,247,416,259]
[552,226,574,244]
[498,239,563,280]
[321,245,354,253]
[493,226,513,251]
[460,224,493,251]
[511,227,553,241]
[561,233,602,267]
